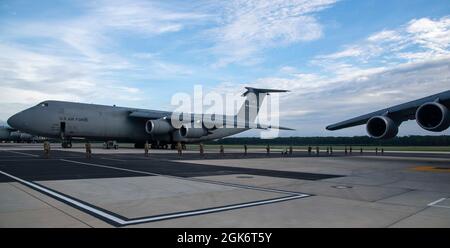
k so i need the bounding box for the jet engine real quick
[415,102,450,132]
[19,133,33,141]
[179,125,208,138]
[366,116,398,139]
[145,119,174,135]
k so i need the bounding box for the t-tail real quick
[236,87,290,128]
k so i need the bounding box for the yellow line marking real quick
[411,166,450,173]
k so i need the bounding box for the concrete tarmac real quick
[0,143,449,227]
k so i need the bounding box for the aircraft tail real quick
[236,87,289,126]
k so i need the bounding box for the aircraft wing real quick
[129,111,294,130]
[326,90,450,131]
[128,110,172,120]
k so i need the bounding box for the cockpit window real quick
[41,103,49,107]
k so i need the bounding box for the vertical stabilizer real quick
[236,87,289,127]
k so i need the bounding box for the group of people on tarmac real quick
[41,141,296,158]
[42,141,91,158]
[306,146,385,156]
[42,141,385,158]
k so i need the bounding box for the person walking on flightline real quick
[266,144,270,156]
[244,144,248,156]
[219,145,224,157]
[144,141,149,157]
[43,141,50,159]
[199,143,204,157]
[177,142,182,156]
[85,141,92,158]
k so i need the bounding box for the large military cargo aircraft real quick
[327,90,450,139]
[7,87,292,148]
[0,125,36,142]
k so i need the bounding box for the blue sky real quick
[0,0,449,137]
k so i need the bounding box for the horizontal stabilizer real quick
[242,87,289,96]
[233,121,295,130]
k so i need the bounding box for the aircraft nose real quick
[7,113,23,130]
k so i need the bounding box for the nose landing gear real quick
[62,140,72,148]
[150,143,169,149]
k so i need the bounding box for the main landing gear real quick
[135,142,171,149]
[151,144,169,149]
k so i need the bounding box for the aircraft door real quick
[60,122,66,139]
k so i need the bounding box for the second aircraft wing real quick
[326,90,450,139]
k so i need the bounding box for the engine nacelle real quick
[366,116,399,139]
[416,102,450,132]
[145,119,174,135]
[9,132,21,140]
[19,133,33,140]
[180,125,208,138]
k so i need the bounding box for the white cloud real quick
[0,0,208,120]
[407,17,450,53]
[315,16,450,68]
[87,0,208,35]
[209,0,338,67]
[318,47,364,59]
[367,30,402,42]
[219,16,450,136]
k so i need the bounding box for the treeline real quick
[207,136,450,146]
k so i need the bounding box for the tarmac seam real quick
[384,205,430,228]
[372,188,415,203]
[60,159,308,195]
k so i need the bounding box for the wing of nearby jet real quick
[326,90,450,139]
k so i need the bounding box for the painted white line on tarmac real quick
[0,168,309,226]
[0,169,126,225]
[428,198,450,209]
[3,150,39,157]
[125,194,308,225]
